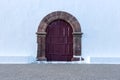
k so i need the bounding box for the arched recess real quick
[36,11,83,61]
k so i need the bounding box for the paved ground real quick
[0,64,120,80]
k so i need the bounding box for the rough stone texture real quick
[36,11,82,61]
[0,64,120,80]
[37,11,81,32]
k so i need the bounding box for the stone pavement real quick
[0,64,120,80]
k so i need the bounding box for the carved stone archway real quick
[36,11,83,61]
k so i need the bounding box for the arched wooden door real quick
[45,19,73,61]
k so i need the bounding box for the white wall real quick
[79,0,120,58]
[0,0,39,57]
[0,0,120,63]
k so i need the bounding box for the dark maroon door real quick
[45,19,73,61]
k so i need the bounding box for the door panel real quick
[45,19,73,61]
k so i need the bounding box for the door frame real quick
[36,11,83,61]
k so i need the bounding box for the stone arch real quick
[37,11,81,32]
[36,11,83,61]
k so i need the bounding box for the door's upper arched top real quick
[37,11,82,33]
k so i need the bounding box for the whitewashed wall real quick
[0,0,120,63]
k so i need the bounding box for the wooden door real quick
[45,19,73,61]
